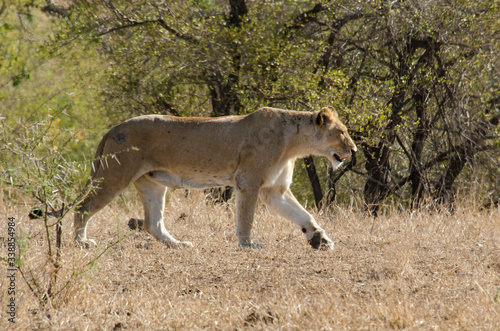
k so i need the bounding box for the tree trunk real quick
[409,86,430,209]
[433,114,499,207]
[303,156,323,209]
[228,0,248,26]
[362,144,392,216]
[433,145,468,207]
[209,0,247,116]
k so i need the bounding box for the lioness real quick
[37,107,357,249]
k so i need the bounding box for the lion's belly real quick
[146,170,233,189]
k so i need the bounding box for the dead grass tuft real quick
[1,190,499,329]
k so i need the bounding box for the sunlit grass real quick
[1,190,498,329]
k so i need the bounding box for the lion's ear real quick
[316,107,336,127]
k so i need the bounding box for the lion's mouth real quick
[333,153,351,162]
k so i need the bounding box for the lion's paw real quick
[308,231,334,250]
[179,241,194,248]
[77,238,97,249]
[238,241,264,249]
[164,240,193,248]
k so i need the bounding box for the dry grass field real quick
[1,189,499,330]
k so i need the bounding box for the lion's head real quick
[315,107,357,169]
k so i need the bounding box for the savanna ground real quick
[1,189,499,330]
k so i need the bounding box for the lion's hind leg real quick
[134,174,193,248]
[74,177,130,247]
[74,212,97,248]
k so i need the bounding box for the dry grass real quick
[1,189,499,330]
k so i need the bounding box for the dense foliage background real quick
[1,0,498,212]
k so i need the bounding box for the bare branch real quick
[97,1,197,43]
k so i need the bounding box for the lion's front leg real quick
[260,187,334,250]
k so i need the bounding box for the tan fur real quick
[74,107,357,249]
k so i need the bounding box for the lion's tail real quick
[29,131,111,220]
[89,129,110,177]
